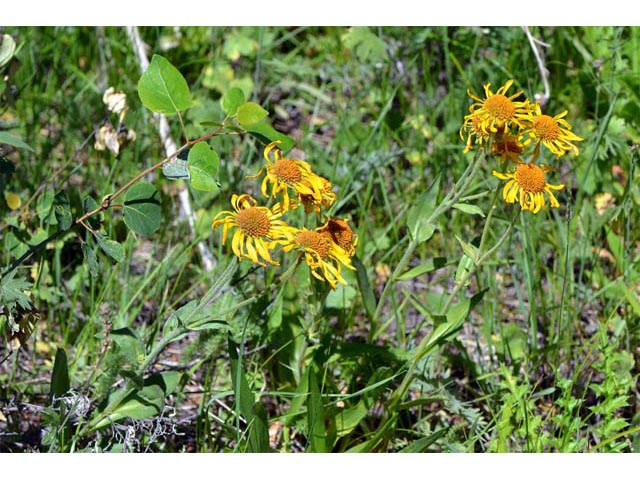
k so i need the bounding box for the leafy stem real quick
[369,148,485,341]
[1,126,227,280]
[75,126,224,226]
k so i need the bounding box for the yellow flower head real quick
[212,193,291,266]
[492,163,565,214]
[282,227,355,289]
[298,176,336,214]
[460,114,492,153]
[524,105,583,157]
[317,217,358,257]
[250,141,329,211]
[463,80,535,138]
[491,132,525,164]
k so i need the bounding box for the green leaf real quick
[307,367,327,453]
[163,299,195,337]
[325,283,357,310]
[221,86,245,115]
[496,323,527,362]
[0,131,34,152]
[83,196,103,231]
[397,257,448,281]
[187,142,219,192]
[96,235,125,263]
[267,295,283,331]
[353,255,376,321]
[53,192,73,231]
[407,175,440,243]
[36,188,54,221]
[453,202,485,217]
[151,371,183,396]
[137,54,191,115]
[236,101,268,127]
[229,336,257,416]
[342,27,387,63]
[246,120,295,152]
[228,335,270,452]
[81,241,99,277]
[0,271,32,311]
[111,327,145,365]
[50,348,70,402]
[0,34,16,68]
[399,427,449,453]
[162,158,190,180]
[123,182,161,236]
[455,235,479,264]
[94,372,182,429]
[336,401,369,437]
[420,289,486,357]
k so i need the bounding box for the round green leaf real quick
[137,54,192,115]
[221,87,246,115]
[237,101,268,127]
[187,142,219,192]
[123,182,161,236]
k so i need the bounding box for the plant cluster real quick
[460,79,583,213]
[213,141,358,289]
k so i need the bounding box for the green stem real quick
[388,206,518,412]
[369,148,485,342]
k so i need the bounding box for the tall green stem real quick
[387,202,518,415]
[369,148,485,342]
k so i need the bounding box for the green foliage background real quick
[1,26,639,452]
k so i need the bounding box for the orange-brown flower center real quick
[325,219,354,250]
[515,164,546,193]
[484,94,515,121]
[236,207,271,238]
[492,134,523,156]
[273,159,302,184]
[532,115,560,141]
[299,193,316,214]
[296,230,330,259]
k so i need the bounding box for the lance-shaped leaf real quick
[407,175,440,243]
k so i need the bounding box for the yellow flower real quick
[492,163,564,214]
[491,132,525,164]
[212,193,291,266]
[282,227,355,289]
[524,105,583,157]
[317,217,358,257]
[460,114,492,153]
[298,176,336,214]
[250,141,328,211]
[462,80,535,139]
